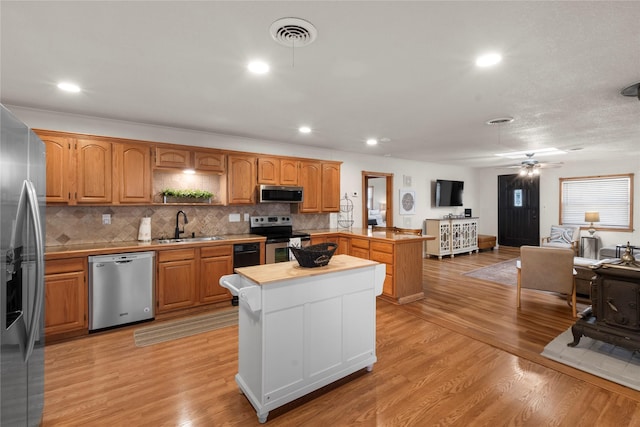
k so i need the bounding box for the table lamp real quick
[584,211,600,236]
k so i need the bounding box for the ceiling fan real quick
[506,153,563,176]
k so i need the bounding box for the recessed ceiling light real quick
[298,126,311,134]
[476,53,502,67]
[57,82,81,93]
[247,60,270,74]
[366,138,378,146]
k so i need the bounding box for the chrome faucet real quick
[174,210,188,239]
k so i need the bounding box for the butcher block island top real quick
[234,254,379,285]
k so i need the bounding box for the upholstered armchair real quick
[517,246,577,317]
[541,225,580,255]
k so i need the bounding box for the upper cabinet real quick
[155,146,226,174]
[227,154,256,204]
[296,160,341,213]
[280,159,299,185]
[257,157,299,186]
[321,162,341,212]
[155,147,191,169]
[194,151,225,173]
[37,129,338,209]
[39,132,72,203]
[114,142,152,204]
[75,138,112,204]
[37,130,114,205]
[298,161,322,213]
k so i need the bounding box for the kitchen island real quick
[222,255,385,423]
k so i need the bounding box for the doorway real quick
[362,172,393,229]
[498,174,540,247]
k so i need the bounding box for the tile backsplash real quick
[46,204,330,246]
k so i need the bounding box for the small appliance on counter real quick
[138,217,151,242]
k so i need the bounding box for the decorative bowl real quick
[289,243,338,268]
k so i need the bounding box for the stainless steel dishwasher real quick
[88,251,155,331]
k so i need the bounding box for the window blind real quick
[560,175,632,230]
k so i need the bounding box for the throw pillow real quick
[549,226,574,244]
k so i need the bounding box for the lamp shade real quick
[584,211,600,223]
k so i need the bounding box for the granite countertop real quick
[45,233,266,259]
[234,254,379,285]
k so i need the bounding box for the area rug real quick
[542,328,640,391]
[134,307,238,347]
[462,258,519,286]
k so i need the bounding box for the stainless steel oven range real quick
[249,215,310,263]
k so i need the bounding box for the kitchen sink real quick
[156,236,225,244]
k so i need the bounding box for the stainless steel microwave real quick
[258,185,303,203]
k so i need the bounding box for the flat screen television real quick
[435,179,464,207]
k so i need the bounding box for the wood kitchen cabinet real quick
[155,146,191,168]
[296,161,341,213]
[311,234,350,255]
[194,150,225,173]
[155,146,225,173]
[75,138,113,204]
[257,157,299,186]
[297,161,322,212]
[257,157,279,185]
[114,142,152,203]
[199,245,233,304]
[36,130,113,205]
[369,241,395,297]
[44,258,87,339]
[227,154,256,204]
[39,133,72,203]
[321,162,341,212]
[349,237,370,259]
[157,248,197,313]
[280,159,299,185]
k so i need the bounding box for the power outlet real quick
[102,214,111,225]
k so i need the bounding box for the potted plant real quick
[160,188,214,204]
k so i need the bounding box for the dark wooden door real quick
[498,174,540,247]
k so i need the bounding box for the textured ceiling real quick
[2,1,639,168]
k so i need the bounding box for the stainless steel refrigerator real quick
[0,104,46,426]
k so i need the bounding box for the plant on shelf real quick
[160,188,214,203]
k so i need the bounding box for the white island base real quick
[222,255,385,423]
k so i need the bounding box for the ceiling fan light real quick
[519,169,527,176]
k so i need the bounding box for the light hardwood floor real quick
[42,247,640,426]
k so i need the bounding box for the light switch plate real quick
[102,214,111,225]
[229,213,241,222]
[244,213,249,222]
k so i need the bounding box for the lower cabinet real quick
[157,245,234,314]
[45,258,87,338]
[369,241,394,297]
[157,248,197,312]
[199,245,233,304]
[349,237,370,260]
[311,234,350,255]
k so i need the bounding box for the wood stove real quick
[568,257,640,352]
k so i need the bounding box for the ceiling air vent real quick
[270,18,317,47]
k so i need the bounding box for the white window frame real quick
[559,173,634,232]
